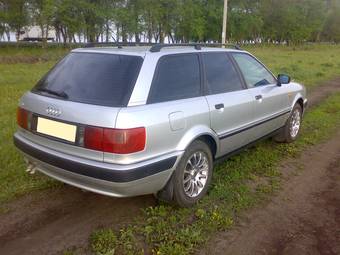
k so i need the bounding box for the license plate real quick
[36,117,77,142]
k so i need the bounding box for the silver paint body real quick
[14,47,307,197]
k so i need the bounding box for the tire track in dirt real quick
[0,187,155,254]
[199,131,340,255]
[0,77,339,255]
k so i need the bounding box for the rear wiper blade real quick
[36,88,68,99]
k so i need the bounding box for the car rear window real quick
[32,52,143,107]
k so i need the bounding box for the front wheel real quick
[274,103,302,143]
[158,140,213,207]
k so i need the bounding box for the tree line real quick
[0,0,340,44]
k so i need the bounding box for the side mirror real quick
[277,74,291,86]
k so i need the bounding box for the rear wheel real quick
[274,103,302,143]
[157,140,213,207]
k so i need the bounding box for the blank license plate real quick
[36,117,77,142]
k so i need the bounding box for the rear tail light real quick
[17,107,28,129]
[84,126,146,154]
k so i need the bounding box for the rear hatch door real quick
[18,52,143,162]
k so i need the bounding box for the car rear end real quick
[13,49,176,197]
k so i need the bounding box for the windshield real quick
[32,52,143,107]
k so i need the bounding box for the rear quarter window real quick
[32,52,143,107]
[147,54,201,104]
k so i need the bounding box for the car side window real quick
[203,52,244,94]
[232,53,276,88]
[148,54,201,103]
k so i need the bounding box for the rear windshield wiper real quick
[36,88,68,99]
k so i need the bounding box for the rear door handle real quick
[255,95,263,100]
[215,103,224,110]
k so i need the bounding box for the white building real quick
[18,26,57,42]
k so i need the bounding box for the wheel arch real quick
[296,97,304,112]
[291,92,305,113]
[196,135,218,159]
[176,125,219,159]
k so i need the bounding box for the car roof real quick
[72,46,245,57]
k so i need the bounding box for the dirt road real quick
[0,78,339,255]
[200,130,340,255]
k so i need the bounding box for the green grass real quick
[247,44,340,88]
[89,93,340,255]
[0,61,61,204]
[0,46,69,64]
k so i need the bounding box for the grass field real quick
[0,61,59,203]
[1,44,340,253]
[249,44,340,88]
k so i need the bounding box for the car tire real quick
[274,103,302,143]
[157,140,213,207]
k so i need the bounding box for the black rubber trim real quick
[219,110,290,140]
[13,136,177,183]
[215,126,284,164]
[303,100,308,110]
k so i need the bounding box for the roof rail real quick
[83,42,242,51]
[209,43,242,50]
[149,43,242,52]
[84,42,156,48]
[149,43,202,52]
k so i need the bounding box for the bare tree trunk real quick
[55,28,60,43]
[16,28,20,41]
[122,25,127,43]
[135,32,140,43]
[40,25,47,48]
[105,21,109,42]
[168,33,174,43]
[61,27,67,44]
[6,30,10,41]
[148,29,152,42]
[159,24,164,43]
[116,25,120,43]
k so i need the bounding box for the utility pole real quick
[221,0,228,46]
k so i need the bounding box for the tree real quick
[228,0,263,42]
[322,0,340,42]
[31,0,55,45]
[261,0,326,44]
[176,0,205,42]
[1,0,339,44]
[4,0,29,41]
[0,1,10,41]
[53,0,87,43]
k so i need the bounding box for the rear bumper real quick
[14,132,182,197]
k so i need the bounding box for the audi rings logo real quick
[46,106,61,117]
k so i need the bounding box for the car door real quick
[231,52,290,141]
[203,52,254,157]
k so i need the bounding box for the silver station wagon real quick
[14,44,307,207]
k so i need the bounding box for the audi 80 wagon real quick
[14,44,307,207]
